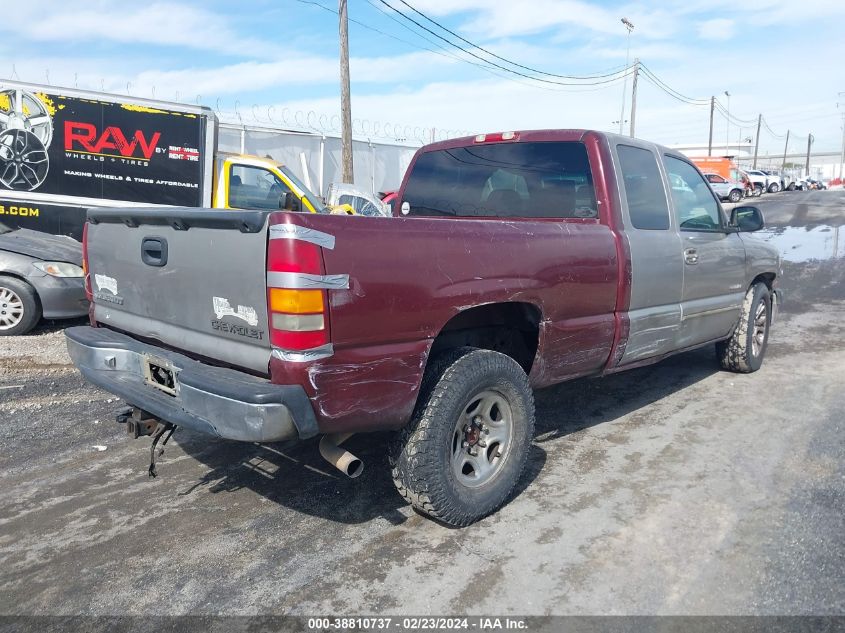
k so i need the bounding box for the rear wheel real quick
[0,276,41,336]
[389,348,535,526]
[728,189,742,203]
[768,182,780,193]
[716,282,771,373]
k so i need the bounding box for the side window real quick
[664,156,722,231]
[402,141,598,219]
[229,164,292,210]
[617,145,670,230]
[706,174,723,184]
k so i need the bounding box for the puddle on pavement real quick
[753,225,845,308]
[754,225,845,263]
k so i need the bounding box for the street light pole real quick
[618,18,634,136]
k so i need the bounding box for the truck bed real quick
[84,207,619,434]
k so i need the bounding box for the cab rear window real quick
[402,141,597,219]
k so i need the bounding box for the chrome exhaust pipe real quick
[318,433,364,478]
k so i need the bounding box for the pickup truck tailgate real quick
[85,208,272,374]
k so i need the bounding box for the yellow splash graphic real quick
[35,92,58,117]
[0,94,10,112]
[121,103,168,115]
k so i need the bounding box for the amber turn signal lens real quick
[269,288,324,314]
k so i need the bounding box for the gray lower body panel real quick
[65,326,318,442]
[31,276,88,319]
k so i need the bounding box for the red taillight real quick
[82,222,92,302]
[266,218,330,352]
[267,234,322,273]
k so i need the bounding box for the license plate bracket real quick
[142,355,179,397]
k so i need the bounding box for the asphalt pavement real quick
[0,190,843,616]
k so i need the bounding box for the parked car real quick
[0,222,87,335]
[703,172,745,202]
[744,170,768,195]
[326,183,391,217]
[761,170,784,192]
[796,176,826,191]
[67,130,782,526]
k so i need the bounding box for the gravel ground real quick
[0,318,124,471]
[0,190,842,616]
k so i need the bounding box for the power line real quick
[390,0,632,80]
[296,0,606,92]
[638,63,710,105]
[638,71,709,107]
[372,0,635,87]
[761,116,787,139]
[298,0,634,93]
[713,101,758,126]
[296,0,821,142]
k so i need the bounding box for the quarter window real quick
[617,145,670,230]
[664,156,723,231]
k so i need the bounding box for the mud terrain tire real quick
[389,348,534,526]
[716,282,771,373]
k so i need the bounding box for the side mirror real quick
[730,206,764,232]
[281,192,302,213]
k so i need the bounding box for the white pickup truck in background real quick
[744,169,779,194]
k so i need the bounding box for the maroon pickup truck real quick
[66,129,781,526]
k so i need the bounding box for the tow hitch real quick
[116,406,176,477]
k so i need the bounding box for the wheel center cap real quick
[465,424,481,446]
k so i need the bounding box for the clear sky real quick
[3,0,844,157]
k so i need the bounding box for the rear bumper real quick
[65,326,318,442]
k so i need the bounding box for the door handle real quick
[684,248,699,265]
[141,237,168,267]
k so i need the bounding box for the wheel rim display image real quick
[0,89,54,148]
[0,129,50,191]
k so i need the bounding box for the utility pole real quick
[339,0,354,184]
[708,96,715,156]
[838,93,845,181]
[618,18,634,135]
[629,59,638,138]
[724,91,731,154]
[840,117,845,181]
[805,133,813,176]
[781,130,790,170]
[752,114,761,168]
